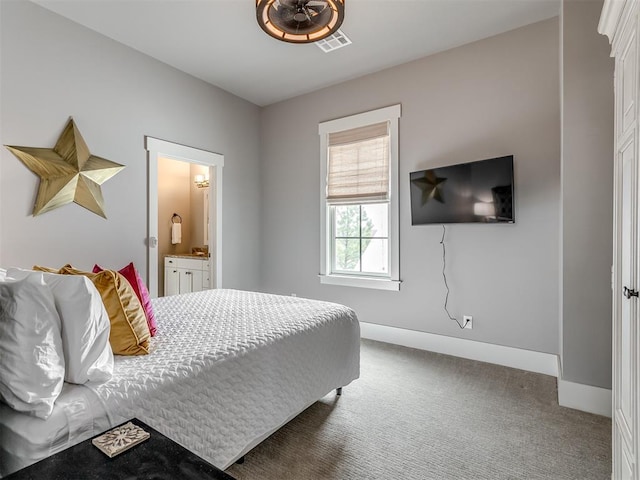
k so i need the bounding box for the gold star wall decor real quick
[5,118,124,218]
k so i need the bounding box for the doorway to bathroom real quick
[157,158,209,297]
[145,137,224,298]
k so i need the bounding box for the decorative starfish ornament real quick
[5,118,124,218]
[412,170,447,205]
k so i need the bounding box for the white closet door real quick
[615,134,637,480]
[611,7,640,478]
[601,1,640,477]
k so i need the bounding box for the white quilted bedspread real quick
[88,289,360,469]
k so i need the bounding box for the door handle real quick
[623,286,639,299]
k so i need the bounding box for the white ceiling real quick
[31,0,560,106]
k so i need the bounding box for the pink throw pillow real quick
[93,262,157,336]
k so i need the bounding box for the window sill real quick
[319,274,401,291]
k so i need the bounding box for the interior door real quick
[602,2,640,477]
[615,134,637,480]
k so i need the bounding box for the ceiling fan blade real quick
[276,0,298,10]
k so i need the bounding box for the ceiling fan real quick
[256,0,345,44]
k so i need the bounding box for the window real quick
[319,105,401,291]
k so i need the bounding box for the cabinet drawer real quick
[165,257,207,271]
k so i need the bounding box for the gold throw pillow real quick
[34,265,150,355]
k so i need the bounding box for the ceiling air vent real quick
[315,30,352,53]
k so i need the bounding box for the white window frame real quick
[319,104,401,291]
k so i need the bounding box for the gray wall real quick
[561,0,614,389]
[0,0,262,291]
[260,19,561,355]
[0,1,614,389]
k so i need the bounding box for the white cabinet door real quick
[179,270,193,295]
[178,269,204,294]
[191,270,204,293]
[165,267,180,297]
[164,256,210,296]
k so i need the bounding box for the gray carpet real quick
[226,339,611,480]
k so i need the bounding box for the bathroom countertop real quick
[165,254,209,260]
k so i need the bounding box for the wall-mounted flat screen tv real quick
[409,155,514,225]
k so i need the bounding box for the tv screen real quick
[409,155,514,225]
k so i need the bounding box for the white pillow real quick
[8,268,113,385]
[0,268,6,282]
[0,273,65,419]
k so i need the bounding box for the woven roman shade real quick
[327,121,390,202]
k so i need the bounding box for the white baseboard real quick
[359,322,612,417]
[557,378,612,418]
[359,322,559,377]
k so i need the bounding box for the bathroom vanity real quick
[164,255,211,296]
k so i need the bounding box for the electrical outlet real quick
[463,315,473,329]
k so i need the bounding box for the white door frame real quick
[145,137,224,298]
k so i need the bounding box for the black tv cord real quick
[440,225,470,329]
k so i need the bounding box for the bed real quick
[0,288,360,477]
